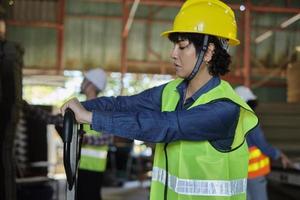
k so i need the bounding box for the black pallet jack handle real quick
[63,108,82,200]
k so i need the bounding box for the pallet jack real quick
[62,108,83,200]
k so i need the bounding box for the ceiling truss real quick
[6,0,300,88]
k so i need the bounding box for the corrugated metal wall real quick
[252,12,300,68]
[4,0,300,74]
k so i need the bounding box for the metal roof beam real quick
[6,20,62,29]
[86,0,183,7]
[251,6,300,13]
[84,0,298,14]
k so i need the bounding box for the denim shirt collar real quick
[176,76,221,108]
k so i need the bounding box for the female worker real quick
[61,1,258,199]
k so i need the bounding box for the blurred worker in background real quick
[77,68,111,200]
[61,0,258,200]
[22,68,111,200]
[235,86,293,200]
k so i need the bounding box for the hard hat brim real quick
[161,30,240,46]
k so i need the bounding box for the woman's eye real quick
[178,42,190,50]
[173,41,189,50]
[179,44,189,50]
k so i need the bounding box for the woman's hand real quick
[60,97,92,124]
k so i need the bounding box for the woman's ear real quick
[203,43,215,64]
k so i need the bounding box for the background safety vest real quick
[79,124,108,172]
[150,79,258,200]
[248,146,270,178]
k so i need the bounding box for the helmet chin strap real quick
[185,35,209,81]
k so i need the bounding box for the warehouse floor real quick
[54,179,149,200]
[103,187,149,200]
[102,180,149,200]
[17,175,300,200]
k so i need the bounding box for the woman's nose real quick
[171,46,178,60]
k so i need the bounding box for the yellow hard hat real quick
[161,0,240,46]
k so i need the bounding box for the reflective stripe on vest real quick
[81,148,108,159]
[79,124,108,172]
[152,167,247,196]
[248,146,270,178]
[150,78,258,200]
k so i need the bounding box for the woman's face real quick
[170,39,197,78]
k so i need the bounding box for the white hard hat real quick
[84,68,107,91]
[235,86,257,102]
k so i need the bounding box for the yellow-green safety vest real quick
[150,78,258,200]
[79,124,108,172]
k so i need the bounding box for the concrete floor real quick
[17,177,300,200]
[103,187,149,200]
[55,179,149,200]
[103,180,149,200]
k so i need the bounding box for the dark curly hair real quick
[168,32,231,76]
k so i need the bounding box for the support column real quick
[243,0,252,87]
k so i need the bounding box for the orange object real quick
[248,146,271,178]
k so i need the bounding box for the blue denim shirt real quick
[82,77,240,150]
[247,126,281,160]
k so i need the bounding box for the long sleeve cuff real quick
[91,111,112,133]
